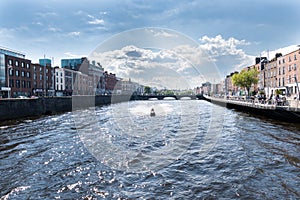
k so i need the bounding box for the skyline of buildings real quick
[1,44,300,99]
[199,48,300,99]
[0,46,145,98]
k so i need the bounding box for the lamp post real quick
[294,76,300,100]
[7,65,12,98]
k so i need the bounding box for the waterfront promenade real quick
[204,95,300,122]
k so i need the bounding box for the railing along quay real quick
[204,95,300,122]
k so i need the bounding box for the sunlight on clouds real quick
[90,44,217,89]
[199,35,251,57]
[199,35,254,72]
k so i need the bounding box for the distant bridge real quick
[130,94,203,100]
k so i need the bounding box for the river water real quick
[0,100,299,199]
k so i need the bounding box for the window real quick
[21,62,24,68]
[15,60,19,67]
[289,56,291,62]
[40,74,43,80]
[46,69,49,73]
[27,81,31,88]
[26,72,30,78]
[289,75,291,83]
[288,65,291,71]
[16,80,20,88]
[22,80,26,88]
[21,71,25,77]
[40,67,42,72]
[278,78,281,87]
[278,67,281,75]
[282,77,285,86]
[282,66,285,75]
[9,68,13,76]
[26,63,30,69]
[294,64,297,71]
[295,54,297,60]
[294,74,297,81]
[15,70,19,77]
[283,58,285,63]
[8,59,12,65]
[9,79,14,87]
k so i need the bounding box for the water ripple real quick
[0,100,299,199]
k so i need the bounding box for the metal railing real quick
[206,95,300,112]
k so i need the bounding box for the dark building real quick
[104,71,117,93]
[32,63,54,96]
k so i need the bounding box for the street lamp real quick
[7,65,12,98]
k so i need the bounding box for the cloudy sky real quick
[1,0,300,88]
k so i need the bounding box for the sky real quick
[1,0,300,89]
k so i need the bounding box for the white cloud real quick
[64,52,86,58]
[260,45,299,60]
[32,22,43,26]
[68,31,80,36]
[199,35,250,57]
[88,19,105,25]
[87,14,105,25]
[0,28,15,39]
[199,35,254,73]
[146,29,178,38]
[90,44,216,89]
[99,11,108,15]
[36,12,57,18]
[48,26,60,32]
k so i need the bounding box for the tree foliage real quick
[232,68,259,95]
[144,86,151,94]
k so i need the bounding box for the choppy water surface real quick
[0,100,299,199]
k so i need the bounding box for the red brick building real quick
[104,71,118,94]
[6,54,32,97]
[31,63,54,96]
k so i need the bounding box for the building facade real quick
[104,71,118,94]
[225,72,238,96]
[263,53,281,97]
[55,67,93,96]
[32,63,54,96]
[0,47,33,98]
[276,49,300,97]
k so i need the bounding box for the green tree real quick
[232,68,259,96]
[144,86,151,94]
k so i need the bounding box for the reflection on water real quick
[0,100,299,199]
